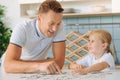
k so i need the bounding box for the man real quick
[1,0,66,74]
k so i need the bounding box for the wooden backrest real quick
[64,31,89,68]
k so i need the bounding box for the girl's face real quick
[87,34,106,55]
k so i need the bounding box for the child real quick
[69,30,115,75]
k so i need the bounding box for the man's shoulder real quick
[15,19,37,29]
[21,19,36,27]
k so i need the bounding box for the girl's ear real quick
[102,43,108,50]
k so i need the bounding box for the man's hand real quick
[39,61,62,74]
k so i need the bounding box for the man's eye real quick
[51,24,54,26]
[49,23,54,26]
[57,23,61,26]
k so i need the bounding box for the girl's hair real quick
[88,30,113,55]
[38,0,64,13]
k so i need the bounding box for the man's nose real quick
[52,26,57,31]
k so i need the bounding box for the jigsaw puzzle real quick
[3,69,110,80]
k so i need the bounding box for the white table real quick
[1,69,120,80]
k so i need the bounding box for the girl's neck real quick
[94,51,106,60]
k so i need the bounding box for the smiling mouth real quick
[88,47,93,51]
[48,30,54,35]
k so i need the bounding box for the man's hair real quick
[38,0,64,13]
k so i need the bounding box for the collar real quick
[35,20,47,39]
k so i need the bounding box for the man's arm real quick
[4,44,37,73]
[4,43,63,74]
[52,41,66,69]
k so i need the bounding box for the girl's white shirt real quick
[76,52,115,72]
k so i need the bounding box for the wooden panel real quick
[64,31,89,68]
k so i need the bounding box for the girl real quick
[69,30,115,75]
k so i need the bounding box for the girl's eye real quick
[91,40,94,43]
[90,40,94,43]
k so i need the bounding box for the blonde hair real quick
[88,30,112,54]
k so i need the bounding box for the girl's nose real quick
[87,43,90,49]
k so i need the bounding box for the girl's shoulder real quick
[103,52,113,57]
[101,52,114,60]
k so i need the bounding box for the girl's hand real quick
[71,64,84,74]
[77,68,88,75]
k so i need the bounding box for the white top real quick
[9,19,65,60]
[0,19,65,72]
[76,52,115,71]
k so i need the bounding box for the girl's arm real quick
[69,62,77,69]
[77,61,109,75]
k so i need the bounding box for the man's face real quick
[38,10,63,37]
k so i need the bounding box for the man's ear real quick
[38,15,41,21]
[38,14,44,22]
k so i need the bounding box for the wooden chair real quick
[64,31,89,68]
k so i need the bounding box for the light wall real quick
[0,0,30,29]
[0,0,111,29]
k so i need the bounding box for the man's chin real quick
[47,34,53,38]
[46,32,54,37]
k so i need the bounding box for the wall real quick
[0,0,30,29]
[112,0,120,12]
[0,0,111,29]
[61,0,111,13]
[63,16,120,65]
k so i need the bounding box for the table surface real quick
[1,69,120,80]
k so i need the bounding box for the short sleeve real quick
[53,23,66,42]
[10,24,26,47]
[101,53,115,70]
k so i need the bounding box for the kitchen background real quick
[0,0,120,65]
